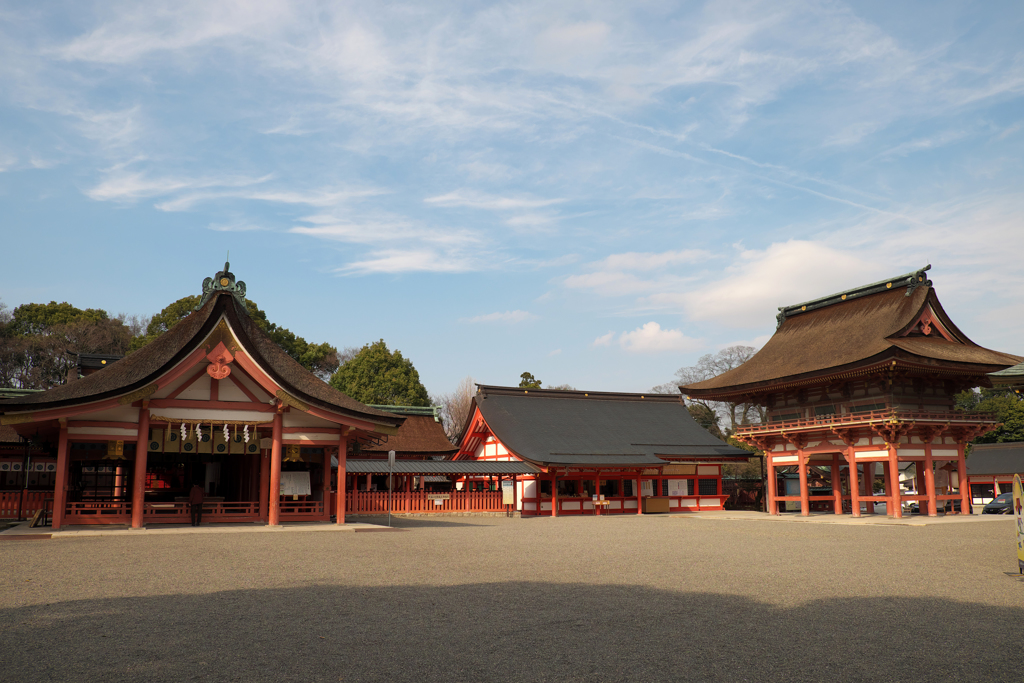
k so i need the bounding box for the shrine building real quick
[681,266,1021,518]
[454,385,751,516]
[0,263,407,529]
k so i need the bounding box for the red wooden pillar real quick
[322,442,332,522]
[847,451,861,517]
[797,450,810,517]
[831,453,842,514]
[887,445,902,518]
[636,474,643,515]
[336,432,347,524]
[766,460,778,515]
[924,444,937,517]
[551,472,558,517]
[130,406,150,529]
[51,422,70,529]
[268,412,283,526]
[863,462,875,514]
[956,442,970,514]
[258,441,269,521]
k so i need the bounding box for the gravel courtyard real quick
[2,515,1023,683]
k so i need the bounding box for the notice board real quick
[280,471,311,496]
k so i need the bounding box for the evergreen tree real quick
[329,340,430,406]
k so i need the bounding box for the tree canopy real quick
[653,345,761,434]
[956,388,1024,444]
[0,299,137,389]
[131,296,339,380]
[329,340,430,406]
[519,372,541,389]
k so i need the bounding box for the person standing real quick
[188,483,205,526]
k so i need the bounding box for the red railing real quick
[346,490,508,514]
[735,409,999,436]
[520,495,729,515]
[0,490,53,520]
[65,501,131,524]
[142,501,263,523]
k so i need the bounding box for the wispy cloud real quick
[336,249,479,275]
[425,190,565,211]
[460,310,537,324]
[87,172,272,202]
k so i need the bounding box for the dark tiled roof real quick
[0,292,401,429]
[472,385,749,467]
[345,459,537,475]
[0,425,23,443]
[967,442,1024,476]
[684,283,1020,397]
[361,414,457,455]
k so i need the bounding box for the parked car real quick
[982,492,1014,515]
[907,499,963,514]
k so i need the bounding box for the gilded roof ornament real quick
[196,261,247,310]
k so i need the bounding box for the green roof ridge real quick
[776,265,931,328]
[367,405,442,421]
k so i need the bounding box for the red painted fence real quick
[0,491,53,520]
[346,490,508,514]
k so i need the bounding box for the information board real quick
[280,471,311,496]
[502,481,514,504]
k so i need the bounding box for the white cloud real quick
[87,172,272,202]
[548,348,562,356]
[156,186,384,212]
[460,310,537,324]
[599,250,711,271]
[425,189,565,211]
[666,240,883,327]
[207,221,270,232]
[617,322,703,354]
[593,332,615,347]
[336,250,478,275]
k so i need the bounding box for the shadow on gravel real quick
[3,582,1024,683]
[349,515,499,529]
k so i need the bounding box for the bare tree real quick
[432,376,476,444]
[664,345,763,434]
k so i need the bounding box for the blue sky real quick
[1,1,1022,397]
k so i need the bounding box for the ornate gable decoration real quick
[896,304,956,342]
[195,261,247,311]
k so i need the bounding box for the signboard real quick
[427,493,451,501]
[641,479,654,497]
[662,464,696,475]
[502,480,514,505]
[1014,474,1024,574]
[280,471,311,496]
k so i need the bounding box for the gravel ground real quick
[2,515,1023,683]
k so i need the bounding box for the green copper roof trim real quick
[195,261,247,311]
[0,388,46,400]
[776,264,932,329]
[367,405,442,421]
[990,361,1024,378]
